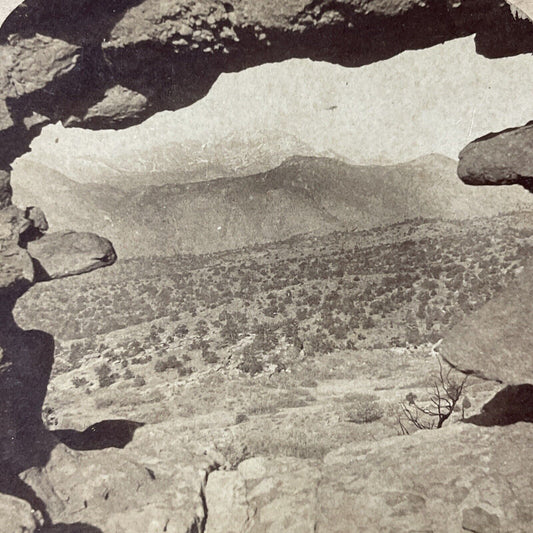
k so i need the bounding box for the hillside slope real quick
[13,154,532,257]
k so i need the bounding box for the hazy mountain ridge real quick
[20,130,346,190]
[12,154,532,258]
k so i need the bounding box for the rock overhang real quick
[0,0,533,169]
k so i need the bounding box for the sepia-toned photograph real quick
[1,0,533,531]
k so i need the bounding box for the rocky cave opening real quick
[1,1,533,531]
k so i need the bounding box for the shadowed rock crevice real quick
[0,469,51,526]
[0,293,130,532]
[0,0,147,45]
[464,385,533,426]
[0,293,55,468]
[0,292,80,530]
[0,245,117,531]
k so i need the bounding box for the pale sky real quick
[16,34,532,172]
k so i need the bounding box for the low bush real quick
[341,393,384,424]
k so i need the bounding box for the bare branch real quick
[398,354,468,434]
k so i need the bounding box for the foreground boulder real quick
[21,421,223,533]
[440,262,533,385]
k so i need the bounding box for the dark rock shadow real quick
[29,257,52,282]
[464,385,533,426]
[1,289,60,527]
[0,289,135,532]
[0,290,57,473]
[38,524,104,533]
[53,419,144,451]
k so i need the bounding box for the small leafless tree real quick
[398,355,468,435]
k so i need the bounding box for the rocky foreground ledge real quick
[3,421,532,532]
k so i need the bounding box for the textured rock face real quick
[204,424,533,533]
[20,424,222,533]
[459,122,533,190]
[440,262,533,385]
[0,2,532,531]
[0,205,34,293]
[9,418,531,533]
[0,209,115,292]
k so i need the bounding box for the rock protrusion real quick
[458,122,533,190]
[26,231,116,281]
[440,261,533,385]
[462,506,502,533]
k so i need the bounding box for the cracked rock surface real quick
[203,424,533,532]
[206,424,533,533]
[20,435,219,533]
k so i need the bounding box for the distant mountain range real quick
[19,130,346,190]
[12,153,532,258]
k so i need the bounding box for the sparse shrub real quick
[96,363,118,388]
[95,397,114,409]
[174,324,189,337]
[342,393,384,424]
[239,351,263,376]
[155,355,186,373]
[304,334,334,357]
[235,412,248,424]
[194,319,209,338]
[246,427,329,460]
[133,375,146,387]
[71,376,88,388]
[251,324,278,354]
[202,344,219,364]
[154,360,167,373]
